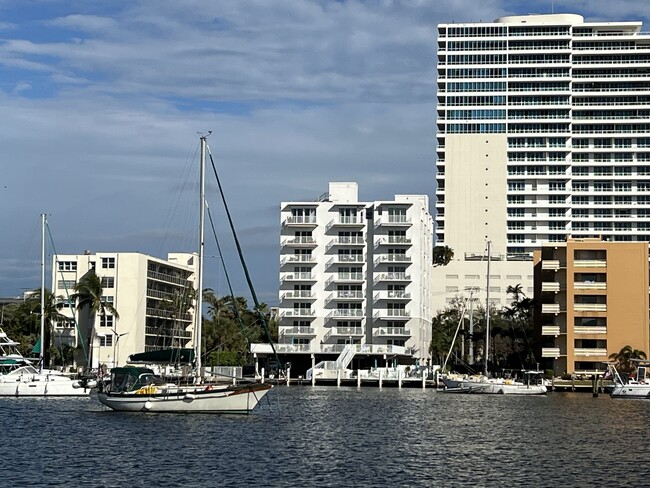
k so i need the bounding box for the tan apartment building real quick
[534,238,649,375]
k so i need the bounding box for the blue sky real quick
[1,0,649,305]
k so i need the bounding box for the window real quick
[57,261,77,271]
[101,257,115,269]
[101,277,115,288]
[100,315,114,328]
[101,296,114,304]
[57,280,76,290]
[99,335,113,347]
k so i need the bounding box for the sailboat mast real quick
[195,136,207,381]
[484,240,491,377]
[39,213,46,373]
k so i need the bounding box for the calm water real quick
[3,387,650,487]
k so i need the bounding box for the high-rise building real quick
[275,182,433,373]
[435,13,650,311]
[534,238,649,375]
[52,251,197,369]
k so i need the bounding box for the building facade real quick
[52,251,197,369]
[435,13,650,312]
[276,182,434,371]
[534,238,650,375]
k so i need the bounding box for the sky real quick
[2,0,650,305]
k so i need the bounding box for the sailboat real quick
[97,134,273,413]
[440,241,547,395]
[0,214,91,397]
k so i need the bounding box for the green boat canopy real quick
[32,337,41,354]
[128,348,195,364]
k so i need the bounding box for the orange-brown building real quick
[534,238,649,375]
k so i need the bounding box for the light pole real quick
[95,332,106,372]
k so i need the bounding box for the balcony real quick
[280,272,315,284]
[574,259,606,268]
[373,327,411,337]
[326,273,364,285]
[574,348,608,357]
[324,327,364,340]
[145,326,192,339]
[283,216,317,227]
[542,347,561,358]
[280,255,316,266]
[375,236,412,246]
[281,308,315,318]
[574,303,607,312]
[326,217,365,230]
[147,270,192,287]
[374,272,410,283]
[374,291,411,301]
[375,216,412,227]
[281,290,315,300]
[281,236,317,247]
[146,308,192,322]
[326,236,365,250]
[541,282,561,292]
[280,326,316,337]
[374,309,411,319]
[542,325,561,336]
[541,260,562,270]
[327,255,365,266]
[541,303,561,314]
[574,326,607,334]
[374,254,412,265]
[328,309,364,319]
[574,282,606,290]
[327,290,364,302]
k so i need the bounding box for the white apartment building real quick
[277,182,434,370]
[52,251,197,369]
[435,13,650,312]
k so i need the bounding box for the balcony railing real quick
[375,216,412,226]
[541,304,561,314]
[145,326,192,339]
[281,273,315,282]
[375,236,412,246]
[329,290,364,300]
[147,270,192,287]
[284,216,317,225]
[542,325,560,336]
[281,309,315,318]
[326,273,364,285]
[541,260,562,270]
[541,282,561,292]
[542,347,561,358]
[282,290,314,300]
[374,309,411,319]
[250,343,408,355]
[574,260,607,268]
[574,326,607,334]
[374,272,410,283]
[281,255,316,265]
[323,327,364,340]
[280,326,316,336]
[574,282,606,290]
[374,255,412,265]
[574,303,607,312]
[281,236,317,246]
[374,291,411,300]
[574,348,608,357]
[326,236,365,250]
[145,308,192,322]
[328,309,364,318]
[373,327,411,337]
[327,255,365,266]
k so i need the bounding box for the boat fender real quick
[184,393,196,401]
[143,401,152,411]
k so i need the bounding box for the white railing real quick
[574,259,607,268]
[334,290,364,300]
[374,291,411,300]
[282,236,316,246]
[250,343,407,355]
[574,326,607,334]
[574,282,606,290]
[541,304,561,314]
[374,273,410,283]
[542,347,561,358]
[374,254,412,265]
[375,236,412,246]
[374,309,411,318]
[574,304,607,312]
[284,216,317,225]
[541,282,560,292]
[541,260,561,269]
[281,309,315,317]
[282,290,314,300]
[373,327,411,337]
[280,326,315,336]
[281,255,315,265]
[542,325,560,336]
[324,327,364,340]
[328,309,364,318]
[574,348,608,357]
[281,273,314,282]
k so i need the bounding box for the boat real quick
[0,215,91,397]
[609,361,650,398]
[97,134,273,413]
[440,241,547,395]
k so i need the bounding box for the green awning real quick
[32,337,41,354]
[128,348,195,364]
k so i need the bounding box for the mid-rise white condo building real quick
[52,251,197,369]
[276,182,434,372]
[435,13,650,311]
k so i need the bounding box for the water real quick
[4,387,649,487]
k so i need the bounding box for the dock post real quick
[379,369,383,389]
[311,354,316,387]
[286,366,291,386]
[261,367,265,384]
[357,370,361,388]
[337,369,341,387]
[592,374,599,397]
[422,370,426,389]
[398,368,402,389]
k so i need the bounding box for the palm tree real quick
[71,272,119,369]
[30,288,67,367]
[609,345,647,373]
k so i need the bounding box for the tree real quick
[609,345,647,374]
[433,246,454,267]
[71,272,119,369]
[29,288,67,367]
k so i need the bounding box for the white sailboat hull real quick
[97,383,272,413]
[0,373,90,397]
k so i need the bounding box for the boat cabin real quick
[108,367,164,393]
